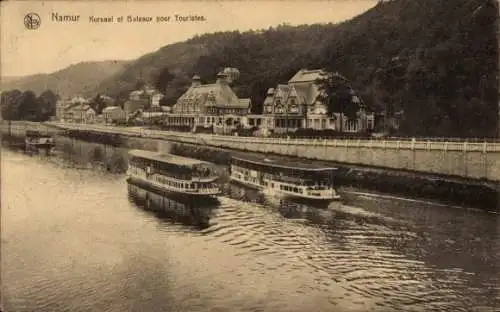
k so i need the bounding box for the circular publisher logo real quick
[24,12,41,30]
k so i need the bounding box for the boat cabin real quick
[128,149,218,181]
[231,155,336,189]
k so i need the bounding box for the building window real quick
[367,119,374,130]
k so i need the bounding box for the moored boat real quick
[126,149,222,197]
[25,130,55,152]
[229,154,341,202]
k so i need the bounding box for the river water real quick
[1,138,499,312]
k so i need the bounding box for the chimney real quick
[222,67,240,84]
[216,72,228,85]
[192,75,201,87]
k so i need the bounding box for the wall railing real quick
[46,122,500,153]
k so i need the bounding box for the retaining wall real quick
[3,121,500,182]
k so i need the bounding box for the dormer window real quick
[276,105,284,113]
[289,105,298,113]
[266,105,273,113]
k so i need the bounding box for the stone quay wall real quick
[3,121,500,183]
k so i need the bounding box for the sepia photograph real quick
[0,0,499,311]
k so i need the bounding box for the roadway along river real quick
[1,143,499,312]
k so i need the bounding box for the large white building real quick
[166,70,251,134]
[247,69,375,134]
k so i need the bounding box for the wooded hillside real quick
[1,61,129,99]
[95,0,498,137]
[3,0,497,137]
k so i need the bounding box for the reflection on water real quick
[2,137,499,312]
[127,182,218,230]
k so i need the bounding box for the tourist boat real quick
[126,149,222,198]
[25,130,55,152]
[229,154,341,202]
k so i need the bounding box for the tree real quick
[155,67,175,93]
[0,90,23,120]
[18,90,38,120]
[316,71,359,133]
[90,94,106,114]
[37,89,59,119]
[373,56,408,133]
[114,97,126,109]
[135,79,145,90]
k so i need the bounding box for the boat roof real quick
[26,130,50,137]
[128,149,211,168]
[232,155,337,171]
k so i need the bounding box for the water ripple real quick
[2,146,499,312]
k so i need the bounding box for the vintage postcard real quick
[1,0,499,311]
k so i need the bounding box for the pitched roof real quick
[130,90,144,96]
[176,82,246,108]
[288,69,326,84]
[64,102,81,110]
[102,106,123,113]
[99,95,115,104]
[265,69,351,108]
[236,99,251,108]
[265,84,312,106]
[65,103,94,112]
[71,104,94,112]
[69,96,90,104]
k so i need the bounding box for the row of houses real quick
[57,85,168,124]
[168,68,375,134]
[57,67,376,134]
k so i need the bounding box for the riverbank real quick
[167,142,499,212]
[2,121,499,212]
[43,121,500,183]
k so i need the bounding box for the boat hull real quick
[127,176,221,200]
[127,181,217,229]
[229,175,341,203]
[25,142,56,149]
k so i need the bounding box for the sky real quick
[1,0,377,77]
